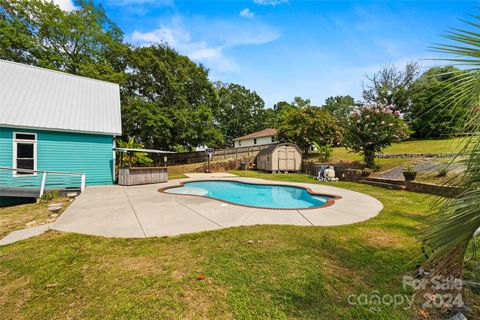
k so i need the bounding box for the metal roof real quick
[0,60,122,136]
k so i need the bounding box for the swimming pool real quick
[161,180,338,209]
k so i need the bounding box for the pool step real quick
[359,179,406,190]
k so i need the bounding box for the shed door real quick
[278,149,296,171]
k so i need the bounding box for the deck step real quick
[359,180,406,190]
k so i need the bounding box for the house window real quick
[239,141,241,146]
[254,138,257,145]
[13,132,37,175]
[271,136,275,143]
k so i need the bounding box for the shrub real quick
[403,165,417,174]
[312,142,333,162]
[438,168,449,177]
[344,103,411,168]
[40,189,60,202]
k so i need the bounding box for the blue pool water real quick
[164,180,333,209]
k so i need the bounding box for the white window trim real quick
[13,132,37,177]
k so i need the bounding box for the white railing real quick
[0,167,86,197]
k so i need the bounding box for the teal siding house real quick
[0,60,121,205]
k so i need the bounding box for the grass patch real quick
[329,138,464,162]
[168,173,188,180]
[0,198,71,238]
[0,172,478,319]
[304,138,465,173]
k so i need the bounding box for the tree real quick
[277,106,344,154]
[322,95,356,126]
[117,137,153,168]
[291,96,311,109]
[417,15,480,311]
[362,63,419,113]
[122,45,223,150]
[264,97,311,128]
[0,0,128,83]
[407,66,468,138]
[344,104,411,168]
[214,82,267,146]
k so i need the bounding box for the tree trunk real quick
[364,149,375,168]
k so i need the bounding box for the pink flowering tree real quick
[345,103,411,168]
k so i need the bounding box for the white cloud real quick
[50,0,75,11]
[240,8,254,19]
[131,24,238,72]
[253,0,288,6]
[130,17,281,73]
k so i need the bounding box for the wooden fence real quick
[166,144,275,165]
[118,167,168,186]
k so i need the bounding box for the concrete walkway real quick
[0,224,52,246]
[50,176,383,238]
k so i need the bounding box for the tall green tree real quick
[122,45,223,150]
[407,66,468,138]
[277,106,343,154]
[362,63,419,113]
[0,0,127,83]
[322,95,356,126]
[214,82,267,146]
[265,97,311,128]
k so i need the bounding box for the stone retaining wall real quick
[405,181,460,197]
[376,153,457,159]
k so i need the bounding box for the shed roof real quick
[233,128,277,141]
[257,143,301,156]
[0,59,122,136]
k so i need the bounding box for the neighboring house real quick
[233,128,277,148]
[0,60,121,203]
[195,145,208,152]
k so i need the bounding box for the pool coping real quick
[158,179,342,210]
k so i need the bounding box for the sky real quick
[57,0,477,107]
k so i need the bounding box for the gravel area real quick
[377,159,466,180]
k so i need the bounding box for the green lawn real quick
[330,137,464,162]
[308,138,466,173]
[0,172,478,319]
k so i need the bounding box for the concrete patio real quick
[50,175,383,238]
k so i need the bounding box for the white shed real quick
[256,143,302,173]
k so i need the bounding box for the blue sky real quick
[61,0,478,107]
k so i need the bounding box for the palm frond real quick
[419,13,480,302]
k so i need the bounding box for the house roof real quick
[0,59,122,136]
[233,128,277,141]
